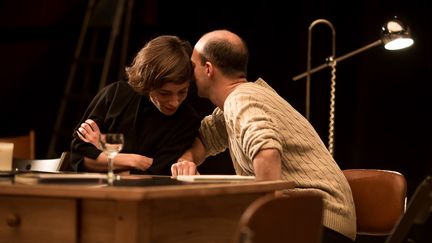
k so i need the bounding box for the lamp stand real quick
[305,19,336,156]
[293,16,414,158]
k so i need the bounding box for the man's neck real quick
[211,78,247,110]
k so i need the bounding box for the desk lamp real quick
[292,16,414,156]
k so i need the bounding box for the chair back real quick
[13,157,63,173]
[343,169,407,236]
[0,130,35,159]
[233,190,323,243]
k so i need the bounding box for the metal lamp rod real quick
[305,19,336,121]
[293,39,383,81]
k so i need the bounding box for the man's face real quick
[191,49,208,98]
[149,82,189,116]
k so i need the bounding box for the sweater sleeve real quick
[199,108,229,157]
[224,83,284,160]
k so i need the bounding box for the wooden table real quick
[0,176,293,243]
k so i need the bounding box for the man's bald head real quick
[194,29,249,78]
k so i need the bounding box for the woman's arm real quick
[77,119,154,172]
[83,152,153,172]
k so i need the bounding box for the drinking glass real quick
[99,133,124,185]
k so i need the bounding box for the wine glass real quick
[99,133,124,185]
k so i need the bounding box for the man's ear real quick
[205,61,214,77]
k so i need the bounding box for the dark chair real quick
[232,190,324,243]
[385,176,432,243]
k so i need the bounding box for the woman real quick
[70,35,200,175]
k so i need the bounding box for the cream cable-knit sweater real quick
[199,78,356,240]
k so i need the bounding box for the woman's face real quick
[149,82,190,116]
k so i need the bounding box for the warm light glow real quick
[384,38,414,50]
[386,21,404,32]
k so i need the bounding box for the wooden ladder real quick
[47,0,134,157]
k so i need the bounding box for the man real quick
[171,29,356,243]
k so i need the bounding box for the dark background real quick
[0,0,430,200]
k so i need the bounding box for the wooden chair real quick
[232,190,324,243]
[13,157,63,173]
[0,130,35,159]
[343,169,407,241]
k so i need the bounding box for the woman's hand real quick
[127,154,153,171]
[77,119,101,149]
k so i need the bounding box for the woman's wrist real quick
[131,154,152,171]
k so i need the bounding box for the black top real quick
[70,81,200,175]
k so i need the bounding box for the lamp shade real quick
[382,17,414,50]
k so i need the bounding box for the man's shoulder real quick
[234,78,277,96]
[252,78,278,93]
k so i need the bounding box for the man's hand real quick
[171,159,198,176]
